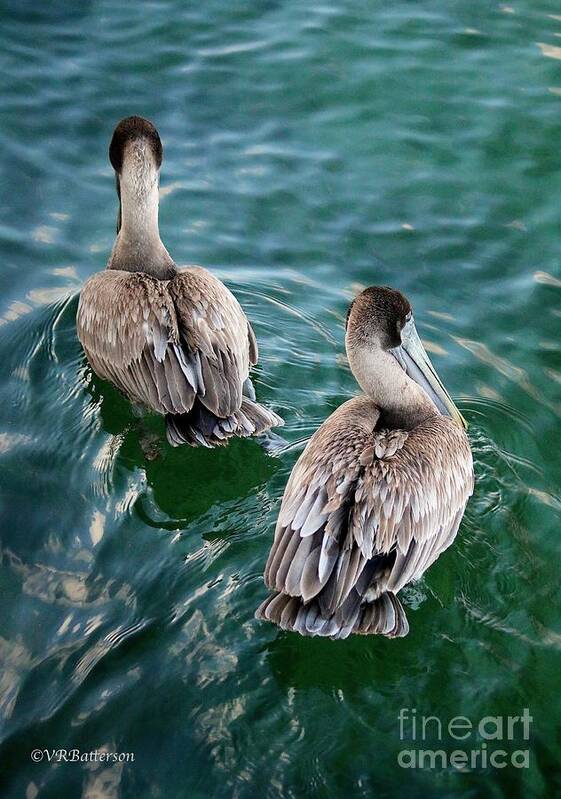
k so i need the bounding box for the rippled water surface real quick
[1,2,561,797]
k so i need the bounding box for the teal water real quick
[1,1,561,796]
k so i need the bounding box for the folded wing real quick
[169,267,256,418]
[77,267,257,418]
[262,397,473,636]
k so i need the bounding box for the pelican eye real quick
[397,311,412,333]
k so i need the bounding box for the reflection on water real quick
[534,269,561,288]
[1,1,561,797]
[457,337,561,418]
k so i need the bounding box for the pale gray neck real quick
[346,339,438,430]
[108,143,176,280]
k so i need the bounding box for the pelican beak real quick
[390,317,467,429]
[115,174,122,234]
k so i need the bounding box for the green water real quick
[1,1,561,797]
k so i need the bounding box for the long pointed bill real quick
[390,317,467,429]
[115,174,122,234]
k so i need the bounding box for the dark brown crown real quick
[109,116,163,173]
[346,286,412,349]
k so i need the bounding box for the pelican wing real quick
[264,397,379,605]
[264,397,473,619]
[169,267,255,417]
[77,269,195,414]
[77,267,256,417]
[359,415,474,594]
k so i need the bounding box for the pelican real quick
[77,116,282,447]
[256,286,474,638]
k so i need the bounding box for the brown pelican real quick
[77,116,282,447]
[256,286,473,638]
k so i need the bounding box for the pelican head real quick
[345,286,466,429]
[109,116,163,235]
[107,117,175,278]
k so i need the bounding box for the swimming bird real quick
[256,286,473,638]
[77,116,282,447]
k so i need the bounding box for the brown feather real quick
[259,395,473,639]
[77,267,282,445]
